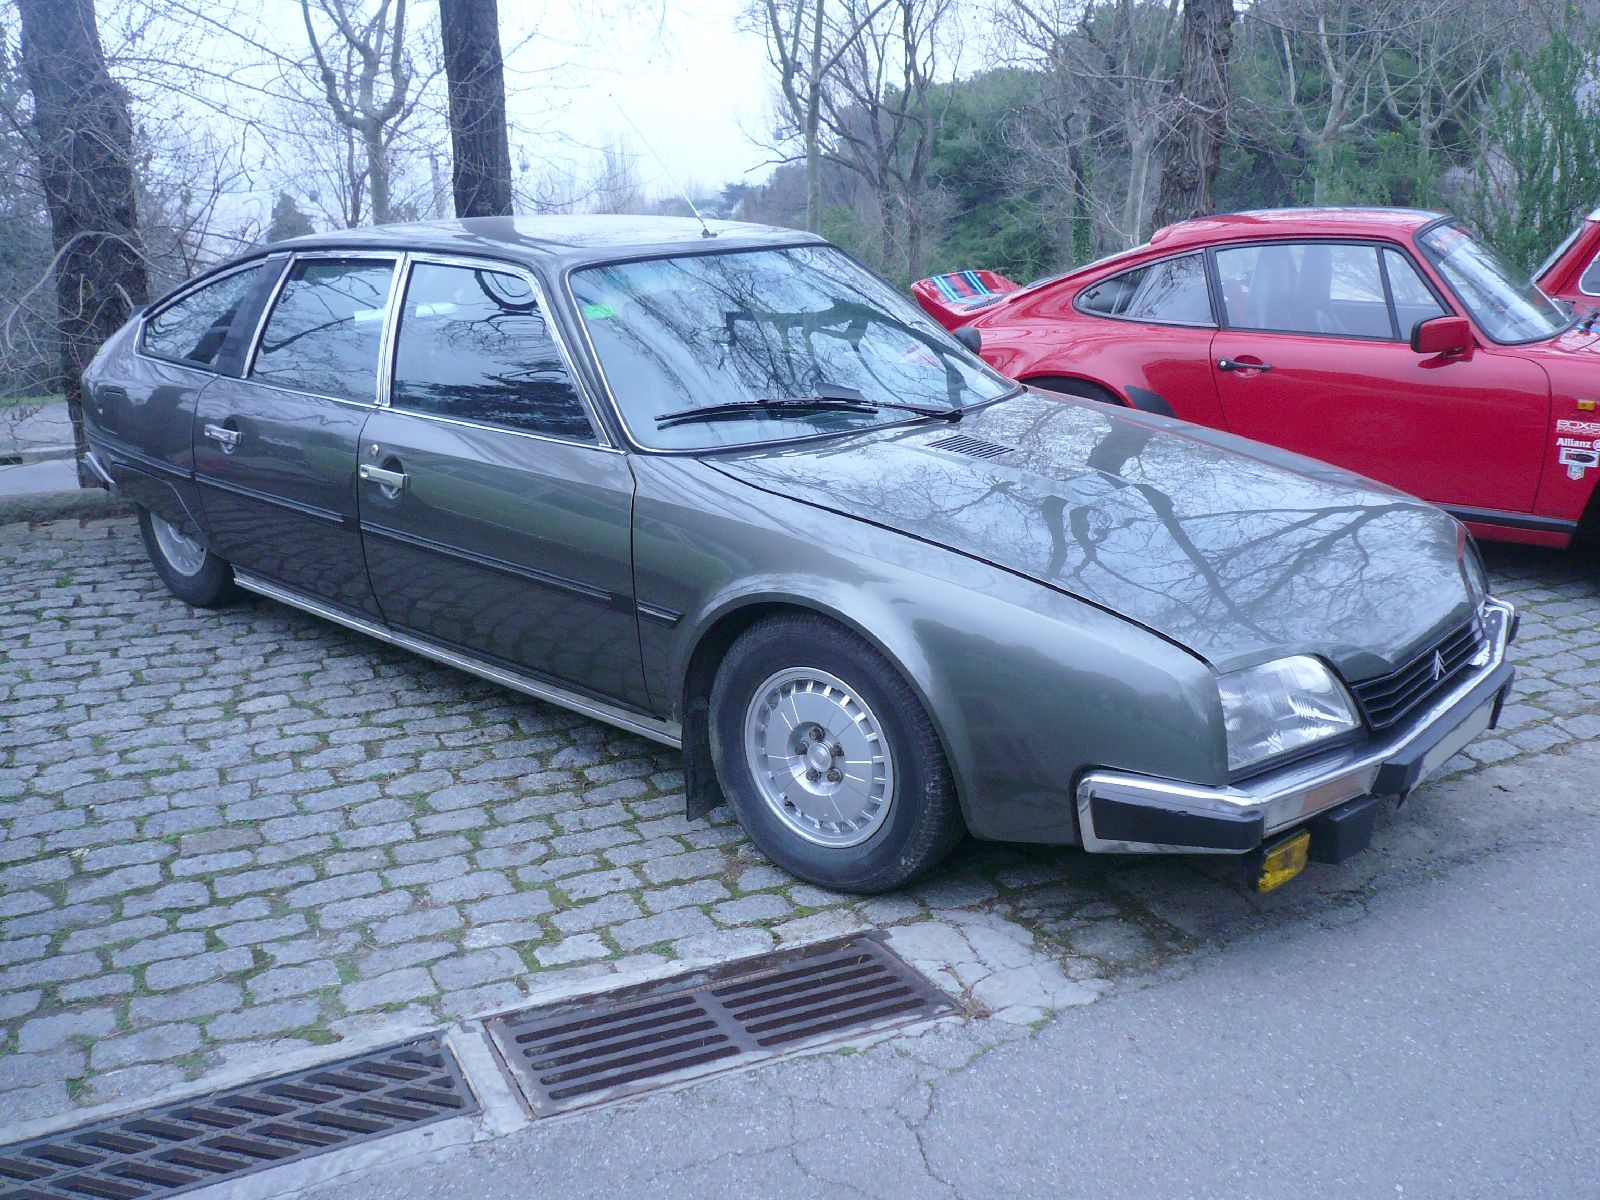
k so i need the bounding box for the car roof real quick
[269,214,825,270]
[1148,206,1448,252]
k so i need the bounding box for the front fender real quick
[631,455,1224,844]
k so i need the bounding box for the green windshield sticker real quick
[582,302,616,320]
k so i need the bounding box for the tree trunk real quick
[805,0,826,233]
[440,0,512,218]
[16,0,148,489]
[364,127,392,224]
[1153,0,1234,229]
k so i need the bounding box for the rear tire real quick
[709,613,965,893]
[137,506,237,608]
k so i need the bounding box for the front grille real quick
[1351,618,1486,730]
[485,933,953,1116]
[0,1036,475,1200]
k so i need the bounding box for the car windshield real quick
[571,244,1015,450]
[1418,222,1570,343]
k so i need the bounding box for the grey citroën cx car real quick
[80,216,1517,894]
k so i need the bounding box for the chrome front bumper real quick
[1075,599,1517,855]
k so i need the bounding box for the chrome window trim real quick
[242,249,404,408]
[132,257,281,374]
[383,251,615,450]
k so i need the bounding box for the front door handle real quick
[1218,357,1272,373]
[358,463,409,491]
[203,422,241,450]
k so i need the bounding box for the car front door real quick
[194,252,398,617]
[1208,240,1549,513]
[356,255,648,708]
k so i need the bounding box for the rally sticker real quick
[1556,418,1600,437]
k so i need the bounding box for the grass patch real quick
[0,393,62,409]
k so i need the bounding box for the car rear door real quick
[90,259,275,536]
[193,252,398,617]
[356,254,648,709]
[1208,240,1549,512]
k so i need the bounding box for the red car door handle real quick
[1218,357,1272,373]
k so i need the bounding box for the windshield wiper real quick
[654,383,960,428]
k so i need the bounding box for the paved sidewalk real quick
[1,515,1597,1138]
[0,401,76,496]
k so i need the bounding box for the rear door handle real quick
[359,463,409,491]
[203,423,241,450]
[1217,358,1272,373]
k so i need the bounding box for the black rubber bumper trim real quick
[1306,793,1383,864]
[1371,662,1516,796]
[1089,794,1264,851]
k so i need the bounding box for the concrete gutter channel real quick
[0,926,997,1200]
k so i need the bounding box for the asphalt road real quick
[308,792,1600,1200]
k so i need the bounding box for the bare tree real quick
[1249,0,1410,203]
[16,0,147,486]
[440,0,511,217]
[754,0,893,232]
[997,0,1182,246]
[818,0,959,279]
[1152,0,1234,226]
[299,0,419,224]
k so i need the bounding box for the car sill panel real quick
[233,570,682,748]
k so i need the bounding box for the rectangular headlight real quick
[1218,655,1360,773]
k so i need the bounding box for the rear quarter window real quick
[141,265,267,366]
[1076,254,1213,326]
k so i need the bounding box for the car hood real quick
[705,391,1474,678]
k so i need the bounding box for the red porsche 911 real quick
[915,208,1600,548]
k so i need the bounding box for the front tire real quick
[709,614,964,893]
[136,506,237,608]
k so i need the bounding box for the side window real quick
[1383,249,1449,341]
[391,262,596,442]
[142,265,266,366]
[1581,251,1600,296]
[1216,243,1392,338]
[251,258,394,403]
[1077,254,1213,325]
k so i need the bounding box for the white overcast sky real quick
[505,0,778,193]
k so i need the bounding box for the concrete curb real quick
[0,488,132,527]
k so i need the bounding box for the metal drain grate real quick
[486,932,953,1115]
[0,1035,475,1200]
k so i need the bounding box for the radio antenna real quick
[609,94,716,238]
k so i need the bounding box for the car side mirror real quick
[1410,315,1472,357]
[954,326,981,354]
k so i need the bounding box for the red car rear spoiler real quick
[911,269,1020,330]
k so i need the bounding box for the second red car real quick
[915,208,1600,548]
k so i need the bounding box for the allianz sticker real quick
[1556,433,1600,480]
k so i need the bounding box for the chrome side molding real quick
[232,570,683,749]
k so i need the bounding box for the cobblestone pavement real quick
[1,515,1596,1135]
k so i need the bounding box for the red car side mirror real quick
[1411,315,1472,357]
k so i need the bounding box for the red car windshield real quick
[1418,222,1570,343]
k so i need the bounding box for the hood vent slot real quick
[927,433,1015,460]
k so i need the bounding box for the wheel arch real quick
[674,593,967,827]
[1023,374,1177,417]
